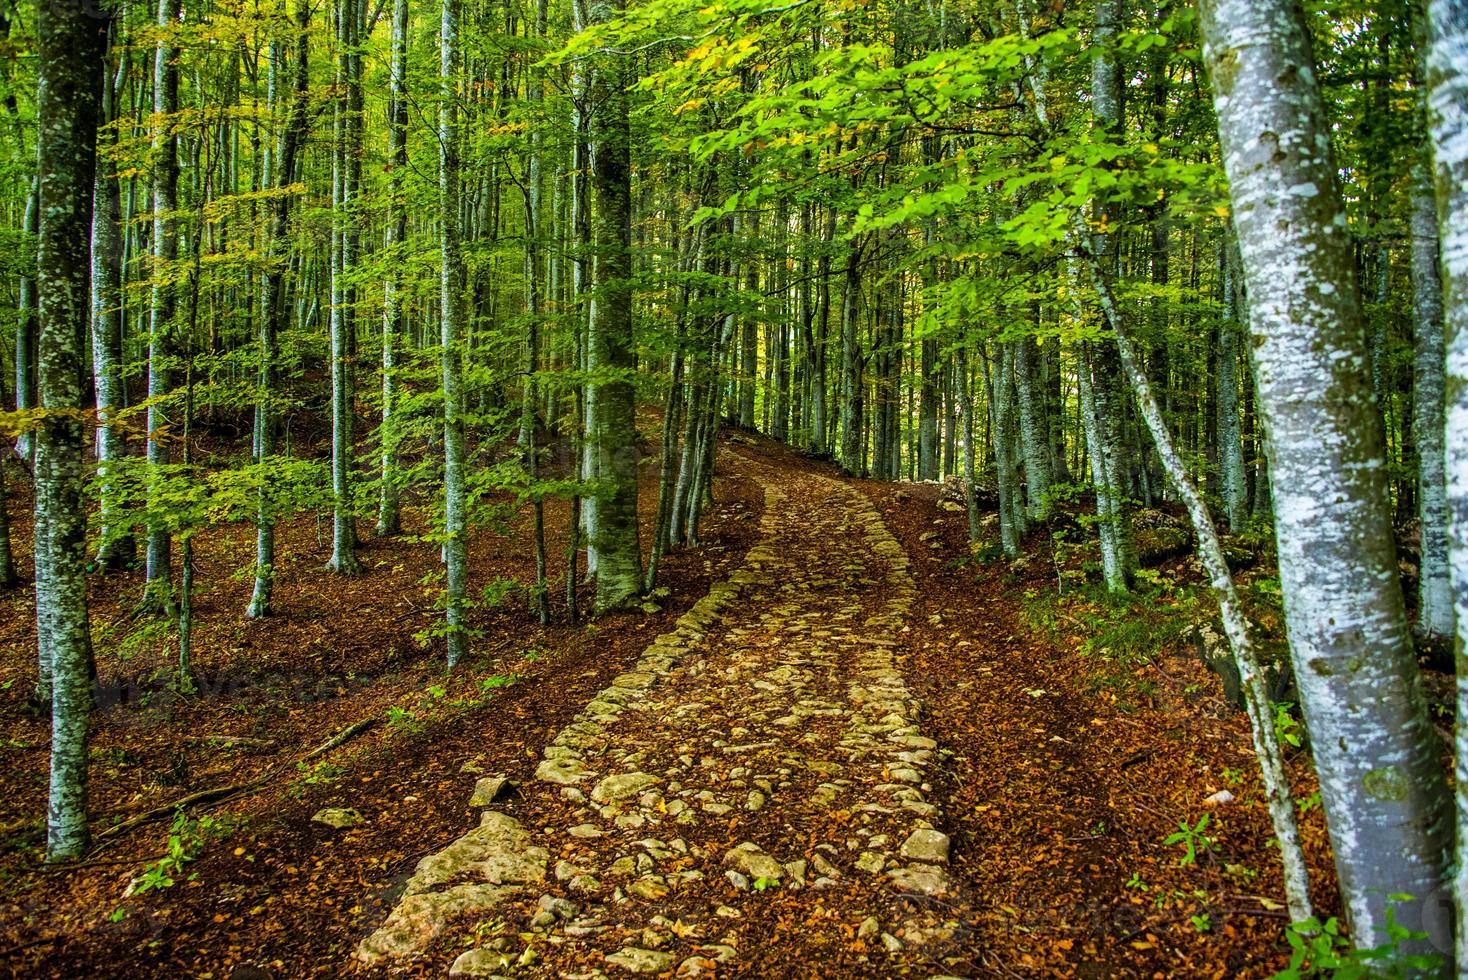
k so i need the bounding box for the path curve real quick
[357,456,970,977]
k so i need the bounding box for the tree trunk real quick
[919,336,940,480]
[248,1,311,619]
[1202,0,1453,953]
[328,0,363,576]
[144,0,182,603]
[838,242,864,474]
[91,45,132,572]
[1420,1,1468,968]
[587,0,642,612]
[1015,333,1051,519]
[35,0,109,861]
[438,0,469,665]
[1410,164,1452,642]
[1217,236,1249,532]
[376,0,409,539]
[14,180,37,464]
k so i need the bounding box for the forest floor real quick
[0,425,1340,978]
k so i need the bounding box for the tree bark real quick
[376,0,409,540]
[1202,0,1453,953]
[90,42,132,572]
[587,0,643,612]
[35,0,109,861]
[438,0,469,665]
[1410,163,1452,642]
[248,1,311,619]
[1420,1,1468,968]
[144,0,182,603]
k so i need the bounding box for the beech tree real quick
[1420,0,1468,966]
[1200,0,1452,953]
[34,0,109,861]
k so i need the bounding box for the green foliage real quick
[1275,903,1444,979]
[132,810,233,895]
[1163,813,1214,866]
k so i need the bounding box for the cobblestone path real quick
[357,459,970,977]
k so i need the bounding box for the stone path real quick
[357,459,969,976]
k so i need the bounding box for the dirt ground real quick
[0,426,1339,978]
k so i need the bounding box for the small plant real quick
[1222,766,1244,786]
[1273,702,1303,748]
[1190,913,1212,933]
[1276,902,1443,978]
[132,810,223,894]
[751,876,779,892]
[1125,872,1149,892]
[290,760,345,797]
[1164,813,1215,866]
[480,673,524,692]
[385,705,420,733]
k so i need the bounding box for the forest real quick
[2,0,1468,974]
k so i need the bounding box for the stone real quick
[880,932,903,953]
[629,876,670,900]
[722,844,784,882]
[311,807,363,829]
[569,823,605,839]
[570,874,601,893]
[899,828,950,864]
[745,790,766,811]
[539,894,578,919]
[537,758,590,785]
[858,916,879,939]
[855,851,886,874]
[606,948,676,974]
[358,883,518,963]
[469,775,513,806]
[448,946,514,976]
[887,865,952,897]
[592,772,660,803]
[408,812,546,894]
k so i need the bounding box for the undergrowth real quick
[1021,574,1202,710]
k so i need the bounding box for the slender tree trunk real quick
[1218,236,1249,532]
[956,345,980,543]
[1410,164,1452,642]
[328,0,363,576]
[248,1,311,619]
[376,0,409,539]
[521,0,550,625]
[1203,0,1453,953]
[1420,2,1468,969]
[990,344,1023,557]
[144,0,182,605]
[1015,333,1051,519]
[14,180,37,464]
[35,0,109,861]
[587,0,642,612]
[91,46,132,572]
[839,243,863,474]
[438,0,469,665]
[1075,210,1314,925]
[919,336,939,480]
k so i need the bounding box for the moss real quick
[1362,765,1410,803]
